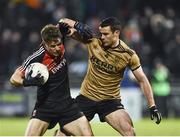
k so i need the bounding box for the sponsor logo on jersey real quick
[90,55,119,74]
[50,58,66,74]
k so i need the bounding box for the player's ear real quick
[42,40,46,45]
[42,40,48,49]
[114,30,120,36]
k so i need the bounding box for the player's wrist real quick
[149,105,158,113]
[149,104,156,109]
[149,106,157,111]
[23,79,30,87]
[74,21,83,30]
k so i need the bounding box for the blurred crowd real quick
[0,0,180,87]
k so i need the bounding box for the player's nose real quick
[55,45,60,50]
[101,36,104,41]
[101,35,104,39]
[101,35,106,41]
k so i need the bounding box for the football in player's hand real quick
[25,62,49,85]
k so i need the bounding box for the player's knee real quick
[54,129,68,136]
[122,126,135,136]
[128,127,135,136]
[81,128,93,136]
[25,130,40,136]
[80,123,93,135]
[79,117,93,136]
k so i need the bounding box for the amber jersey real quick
[19,45,71,104]
[81,38,141,101]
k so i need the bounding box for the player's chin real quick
[103,43,111,48]
[102,41,109,46]
[54,52,61,57]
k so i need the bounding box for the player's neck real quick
[103,40,120,50]
[111,39,120,48]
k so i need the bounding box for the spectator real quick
[151,59,171,118]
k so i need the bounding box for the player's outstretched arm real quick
[132,66,162,124]
[58,18,93,43]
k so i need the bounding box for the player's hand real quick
[149,106,162,124]
[58,22,71,35]
[23,70,44,87]
[74,22,93,40]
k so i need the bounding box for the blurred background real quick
[0,0,180,135]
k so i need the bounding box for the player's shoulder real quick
[86,37,102,46]
[118,40,135,56]
[22,46,45,69]
[28,46,45,60]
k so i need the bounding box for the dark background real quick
[0,0,179,86]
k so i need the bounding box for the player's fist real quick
[58,18,76,27]
[58,22,71,35]
[149,106,162,124]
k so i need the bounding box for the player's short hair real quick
[100,17,121,32]
[41,24,62,43]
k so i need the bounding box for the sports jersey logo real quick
[51,58,66,74]
[90,55,119,74]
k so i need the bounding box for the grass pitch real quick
[0,117,180,136]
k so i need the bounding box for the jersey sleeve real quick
[129,53,141,71]
[19,47,44,73]
[86,38,102,47]
[19,57,35,74]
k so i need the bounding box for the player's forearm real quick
[10,76,23,86]
[10,76,23,87]
[10,69,24,87]
[139,77,155,107]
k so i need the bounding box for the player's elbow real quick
[10,78,17,87]
[10,75,23,87]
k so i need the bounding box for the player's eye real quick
[49,42,62,48]
[57,42,62,46]
[49,44,56,48]
[103,33,108,36]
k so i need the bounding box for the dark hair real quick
[100,17,121,32]
[41,24,62,42]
